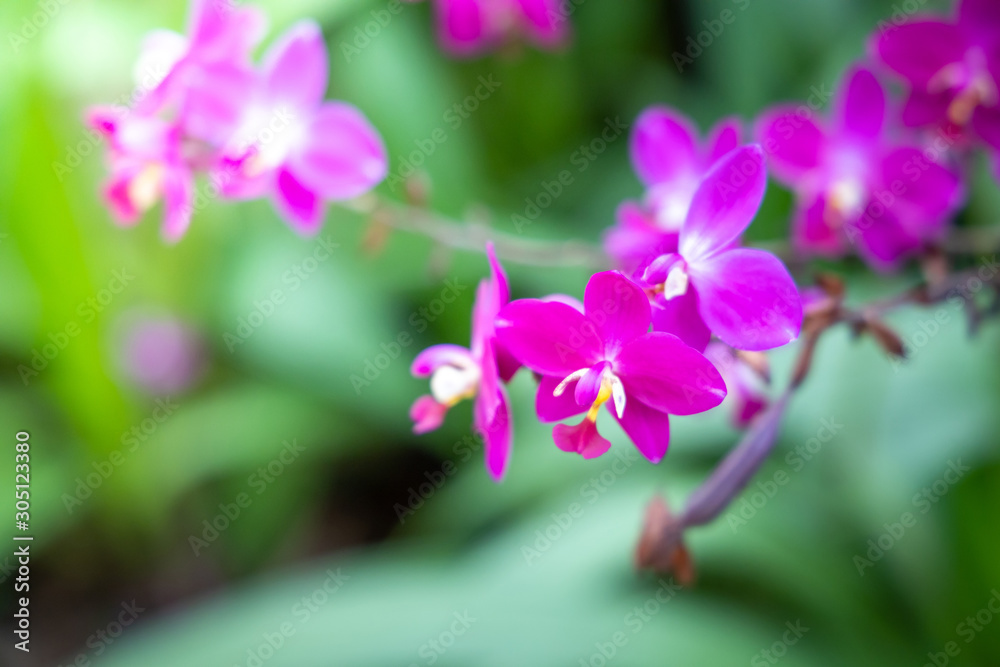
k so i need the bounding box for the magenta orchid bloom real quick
[405,0,568,56]
[756,67,965,269]
[219,21,388,233]
[872,0,1000,147]
[496,271,727,463]
[136,0,266,144]
[604,108,740,270]
[89,108,194,242]
[410,245,515,481]
[638,144,802,353]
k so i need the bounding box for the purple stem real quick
[680,392,790,528]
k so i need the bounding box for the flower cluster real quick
[411,0,1000,482]
[90,0,388,241]
[412,146,802,478]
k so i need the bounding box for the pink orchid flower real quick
[871,0,1000,148]
[136,0,266,144]
[410,245,515,481]
[219,21,388,233]
[604,107,740,271]
[637,144,802,353]
[756,66,965,269]
[496,271,727,463]
[406,0,568,56]
[88,107,194,242]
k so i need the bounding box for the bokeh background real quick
[2,0,1000,664]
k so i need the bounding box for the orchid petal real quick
[273,167,323,233]
[959,0,1000,48]
[754,106,825,182]
[972,104,1000,151]
[901,89,952,127]
[630,107,700,187]
[583,271,651,353]
[495,299,602,376]
[536,375,586,423]
[553,419,611,459]
[516,0,568,46]
[292,103,388,200]
[603,201,679,270]
[476,384,512,482]
[436,0,490,55]
[610,398,671,463]
[650,289,711,353]
[836,67,885,140]
[793,194,847,257]
[411,344,475,377]
[873,21,966,87]
[262,21,327,111]
[680,145,768,261]
[705,117,741,163]
[882,147,964,229]
[688,248,802,351]
[410,395,449,434]
[851,207,919,272]
[162,168,193,242]
[616,332,727,415]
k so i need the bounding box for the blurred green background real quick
[2,0,1000,664]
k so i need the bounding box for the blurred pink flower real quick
[871,0,1000,149]
[605,107,740,271]
[217,21,388,232]
[406,0,569,56]
[89,108,194,242]
[117,315,205,395]
[756,66,965,269]
[136,0,265,143]
[89,2,388,240]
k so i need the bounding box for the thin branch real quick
[351,196,610,269]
